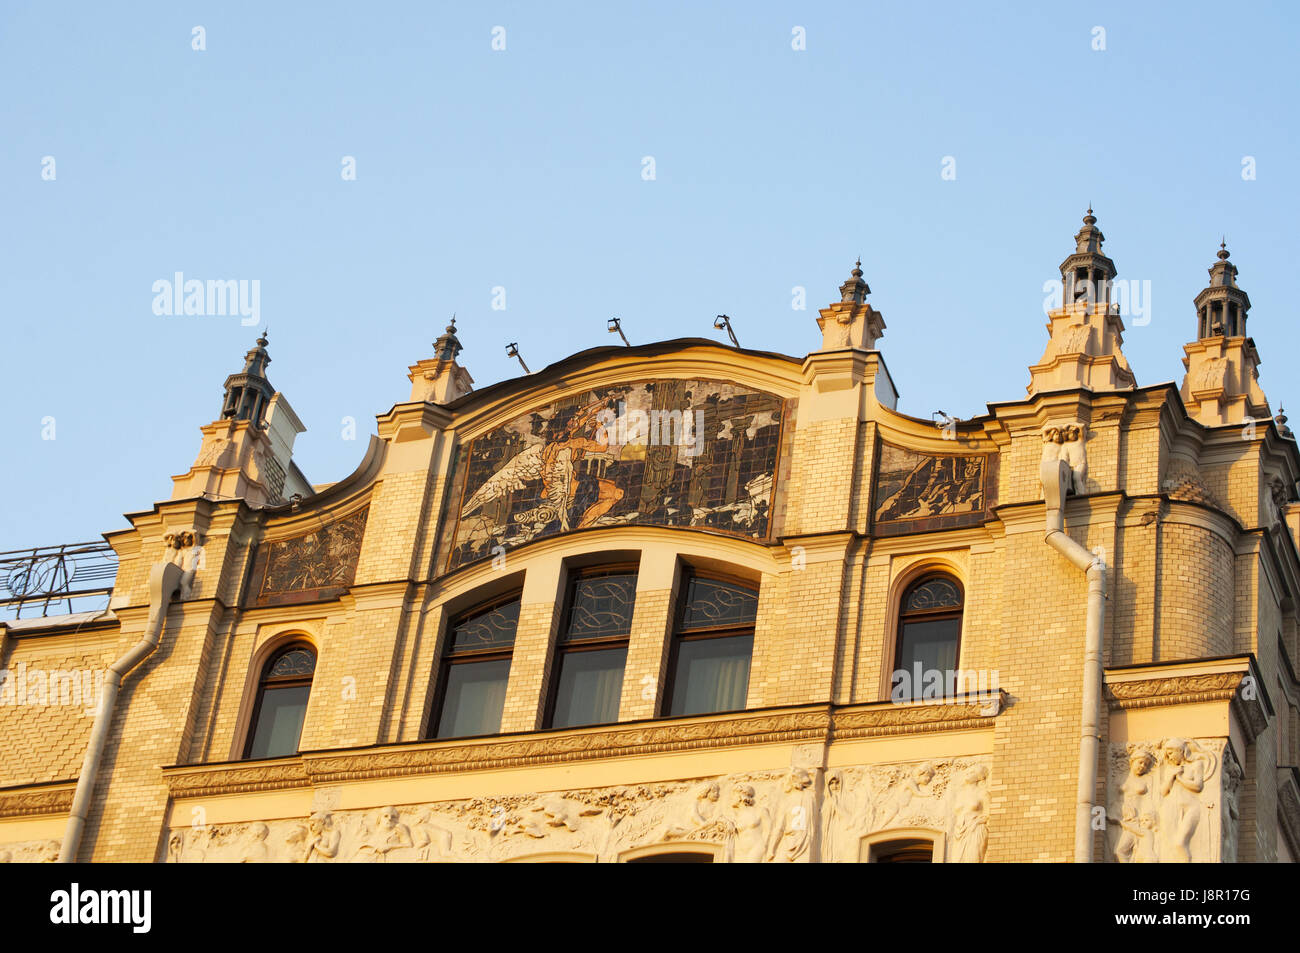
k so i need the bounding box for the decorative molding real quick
[831,696,1001,739]
[303,711,832,784]
[1106,672,1243,710]
[1105,663,1271,742]
[161,700,1000,800]
[162,761,310,799]
[0,784,75,819]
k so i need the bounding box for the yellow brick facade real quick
[3,251,1299,865]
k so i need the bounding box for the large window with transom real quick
[546,567,638,729]
[664,575,757,717]
[433,593,520,739]
[244,643,316,759]
[891,574,963,702]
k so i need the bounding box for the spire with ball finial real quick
[219,330,275,426]
[817,255,885,352]
[434,314,463,363]
[838,257,870,305]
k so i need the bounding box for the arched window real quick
[891,574,963,702]
[546,567,637,729]
[244,643,316,759]
[433,593,520,739]
[664,575,757,717]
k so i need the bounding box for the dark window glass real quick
[550,646,627,728]
[245,644,316,759]
[892,575,963,702]
[872,838,934,863]
[438,658,511,738]
[434,594,520,739]
[666,576,758,717]
[627,852,714,863]
[548,569,637,728]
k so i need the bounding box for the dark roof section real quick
[440,337,803,415]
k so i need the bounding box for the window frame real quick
[661,571,758,718]
[242,640,317,760]
[431,590,522,740]
[892,573,964,702]
[544,563,639,730]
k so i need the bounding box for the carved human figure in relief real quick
[949,764,989,863]
[1061,424,1088,494]
[1113,748,1156,864]
[821,771,855,863]
[1040,426,1063,466]
[304,811,341,863]
[1157,738,1215,863]
[723,784,769,863]
[658,781,721,842]
[237,822,270,863]
[1193,358,1226,393]
[359,806,414,862]
[767,768,816,863]
[411,808,455,861]
[1221,754,1243,863]
[1058,324,1091,355]
[874,762,935,831]
[195,438,231,468]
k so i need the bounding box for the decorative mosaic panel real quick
[445,380,786,570]
[872,441,993,536]
[249,507,369,606]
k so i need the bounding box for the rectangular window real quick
[246,683,312,759]
[665,576,757,717]
[547,569,637,729]
[433,595,519,739]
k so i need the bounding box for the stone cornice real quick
[159,698,1002,800]
[831,693,1002,739]
[1105,656,1272,738]
[161,759,310,799]
[0,781,76,818]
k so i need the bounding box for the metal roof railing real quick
[0,541,118,621]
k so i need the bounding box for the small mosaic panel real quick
[445,380,786,570]
[250,507,369,605]
[872,441,992,535]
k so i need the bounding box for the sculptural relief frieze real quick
[163,757,990,863]
[1107,737,1234,863]
[0,839,59,864]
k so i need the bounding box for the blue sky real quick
[2,2,1298,550]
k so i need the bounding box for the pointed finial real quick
[1217,238,1230,261]
[852,256,863,278]
[256,329,269,348]
[447,313,458,334]
[1083,205,1096,226]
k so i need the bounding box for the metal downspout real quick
[1040,457,1107,864]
